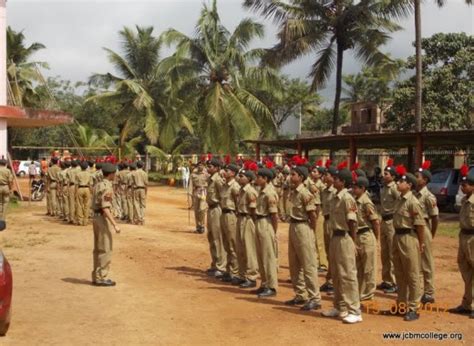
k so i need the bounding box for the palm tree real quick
[6,27,48,107]
[160,0,280,153]
[244,0,410,135]
[88,26,193,150]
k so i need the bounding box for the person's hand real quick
[114,224,121,234]
[355,245,363,257]
[419,243,425,254]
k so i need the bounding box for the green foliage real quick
[303,108,348,133]
[385,33,473,131]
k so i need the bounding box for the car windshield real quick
[431,170,449,183]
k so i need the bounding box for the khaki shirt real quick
[321,185,337,216]
[380,181,400,215]
[117,170,128,185]
[304,177,322,205]
[132,169,148,188]
[237,183,257,214]
[289,183,316,220]
[415,186,439,219]
[460,194,474,230]
[256,184,278,216]
[66,167,79,185]
[0,166,13,186]
[206,172,224,206]
[48,165,61,184]
[219,178,240,210]
[92,180,113,211]
[393,190,425,229]
[356,192,379,229]
[76,170,93,187]
[330,188,358,231]
[191,171,208,198]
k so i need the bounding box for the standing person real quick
[414,161,439,304]
[0,159,13,221]
[218,163,241,283]
[183,164,190,190]
[253,167,279,298]
[46,157,61,217]
[322,164,362,324]
[285,164,322,311]
[390,166,425,321]
[448,165,474,320]
[28,161,37,188]
[91,163,121,286]
[378,158,399,294]
[67,160,80,225]
[190,161,208,234]
[126,163,136,224]
[118,163,129,221]
[352,176,380,302]
[272,166,285,220]
[76,161,93,226]
[281,167,291,221]
[236,164,259,288]
[132,161,148,225]
[60,161,71,222]
[40,157,48,175]
[57,161,66,220]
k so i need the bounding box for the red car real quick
[0,221,12,336]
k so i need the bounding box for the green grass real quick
[437,222,459,238]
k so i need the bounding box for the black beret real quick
[355,169,367,178]
[225,164,240,174]
[257,168,273,180]
[239,169,256,181]
[269,168,276,180]
[354,176,369,188]
[64,161,71,168]
[282,167,290,174]
[51,157,59,164]
[400,172,417,188]
[316,166,326,174]
[461,171,474,185]
[95,163,103,170]
[336,168,353,185]
[207,158,222,168]
[417,168,432,181]
[136,161,144,168]
[122,162,129,169]
[80,161,89,170]
[0,159,7,165]
[102,163,117,174]
[326,166,338,176]
[292,166,309,180]
[71,160,79,167]
[129,162,137,170]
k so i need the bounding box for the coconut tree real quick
[160,0,280,153]
[243,0,411,135]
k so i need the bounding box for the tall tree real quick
[243,0,410,134]
[161,0,280,153]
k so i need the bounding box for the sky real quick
[6,0,474,103]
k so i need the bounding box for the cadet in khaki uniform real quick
[205,158,226,278]
[126,163,136,224]
[414,162,439,304]
[190,162,208,234]
[0,159,13,220]
[67,160,80,224]
[322,166,362,324]
[352,176,380,301]
[91,163,121,286]
[285,165,322,311]
[448,166,474,320]
[272,166,285,220]
[390,167,425,321]
[47,157,61,217]
[57,161,65,219]
[117,163,129,221]
[132,161,148,225]
[76,161,93,226]
[60,161,71,222]
[111,163,122,219]
[281,167,290,221]
[236,165,259,288]
[219,164,241,283]
[378,159,400,293]
[253,167,279,298]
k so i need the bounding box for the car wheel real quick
[18,171,25,177]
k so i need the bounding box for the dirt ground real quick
[0,183,472,345]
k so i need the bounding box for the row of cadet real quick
[44,157,148,225]
[189,155,474,323]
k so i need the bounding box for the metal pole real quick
[414,0,423,132]
[0,0,8,159]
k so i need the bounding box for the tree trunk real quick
[332,42,344,135]
[414,0,422,132]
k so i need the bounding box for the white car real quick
[16,161,40,177]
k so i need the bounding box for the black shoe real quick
[198,228,205,234]
[377,282,390,290]
[404,311,419,321]
[221,273,233,282]
[206,268,216,276]
[470,311,474,319]
[421,294,435,304]
[318,266,327,273]
[447,305,471,315]
[258,288,277,298]
[326,286,334,295]
[384,285,398,294]
[320,282,333,292]
[284,297,307,306]
[93,279,116,287]
[239,280,256,288]
[301,300,322,311]
[250,286,265,294]
[231,277,246,286]
[214,270,225,279]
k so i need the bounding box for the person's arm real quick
[415,224,425,253]
[430,216,439,238]
[371,219,381,240]
[102,207,120,233]
[309,210,317,230]
[348,220,357,242]
[270,212,278,234]
[412,200,426,253]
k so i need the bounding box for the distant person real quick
[182,165,190,190]
[0,159,13,221]
[40,157,48,174]
[28,161,38,188]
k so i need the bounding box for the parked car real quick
[427,168,460,211]
[454,165,474,212]
[0,220,12,336]
[15,160,40,177]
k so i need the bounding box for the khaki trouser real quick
[127,189,134,222]
[207,206,226,272]
[62,187,70,221]
[255,217,278,290]
[193,195,207,229]
[289,221,321,302]
[76,187,91,226]
[221,211,239,276]
[0,185,9,220]
[112,189,122,218]
[120,186,128,219]
[46,185,52,214]
[92,214,113,282]
[420,225,435,296]
[381,219,396,285]
[458,232,473,311]
[57,189,64,218]
[393,232,422,312]
[330,232,361,315]
[133,188,146,223]
[323,217,332,284]
[315,215,328,269]
[50,183,59,216]
[237,215,258,281]
[68,185,77,224]
[279,190,287,220]
[356,230,377,301]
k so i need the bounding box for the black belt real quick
[222,208,235,214]
[357,227,370,234]
[238,212,249,217]
[69,183,75,186]
[324,215,330,221]
[461,229,474,235]
[290,218,308,224]
[256,214,269,219]
[0,184,7,186]
[208,204,219,209]
[382,214,394,221]
[134,186,145,189]
[50,180,56,182]
[333,229,347,237]
[395,228,413,235]
[78,185,89,188]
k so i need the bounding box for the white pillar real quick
[0,0,8,159]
